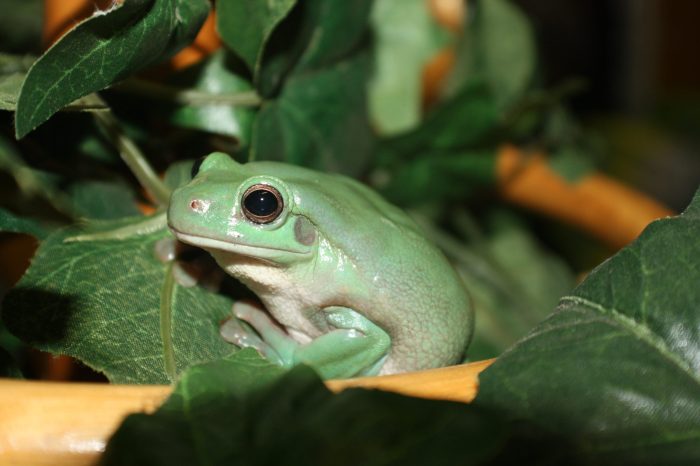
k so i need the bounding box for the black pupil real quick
[244,189,279,218]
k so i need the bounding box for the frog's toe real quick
[220,317,284,365]
[233,301,277,328]
[220,316,263,348]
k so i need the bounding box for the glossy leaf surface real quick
[102,351,530,466]
[15,0,210,137]
[476,189,700,464]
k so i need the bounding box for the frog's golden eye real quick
[242,184,283,224]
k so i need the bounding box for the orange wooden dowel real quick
[0,359,492,465]
[496,145,674,249]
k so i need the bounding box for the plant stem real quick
[115,78,262,107]
[92,111,171,205]
[160,261,177,382]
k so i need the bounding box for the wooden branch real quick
[0,359,493,466]
[326,358,493,403]
[497,145,674,249]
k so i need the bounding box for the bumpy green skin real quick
[168,152,473,378]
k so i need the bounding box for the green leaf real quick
[447,0,536,108]
[238,0,375,174]
[376,150,495,205]
[167,51,257,140]
[0,52,108,112]
[0,207,47,239]
[252,52,375,175]
[373,80,499,201]
[0,0,42,54]
[103,354,517,466]
[476,188,700,463]
[15,0,210,138]
[542,106,599,181]
[368,0,449,135]
[455,211,575,359]
[1,216,236,383]
[548,146,596,182]
[0,73,25,111]
[378,80,499,162]
[216,0,297,76]
[66,181,141,220]
[255,0,373,96]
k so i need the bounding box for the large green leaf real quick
[1,216,236,383]
[446,0,536,108]
[476,188,700,463]
[102,351,531,466]
[0,53,107,112]
[14,0,210,138]
[251,52,374,174]
[216,0,297,76]
[368,0,449,135]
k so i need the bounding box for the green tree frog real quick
[168,152,473,378]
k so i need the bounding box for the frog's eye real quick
[242,184,283,224]
[190,156,206,179]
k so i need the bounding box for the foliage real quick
[475,189,700,463]
[102,350,570,466]
[0,0,697,463]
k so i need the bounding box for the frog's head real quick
[168,152,317,264]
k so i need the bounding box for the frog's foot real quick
[292,307,391,379]
[219,307,281,366]
[223,301,298,367]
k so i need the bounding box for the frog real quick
[167,152,473,379]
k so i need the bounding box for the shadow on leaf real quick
[1,287,76,344]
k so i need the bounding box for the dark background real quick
[516,0,700,210]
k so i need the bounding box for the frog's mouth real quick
[170,228,311,259]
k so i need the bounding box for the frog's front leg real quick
[230,303,391,379]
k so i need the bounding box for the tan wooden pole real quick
[0,359,493,466]
[496,146,674,249]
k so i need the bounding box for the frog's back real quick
[297,170,473,373]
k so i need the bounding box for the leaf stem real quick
[114,78,262,107]
[160,261,177,382]
[92,110,171,205]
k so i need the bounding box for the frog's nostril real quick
[189,199,211,214]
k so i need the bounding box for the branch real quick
[496,145,674,249]
[0,359,493,463]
